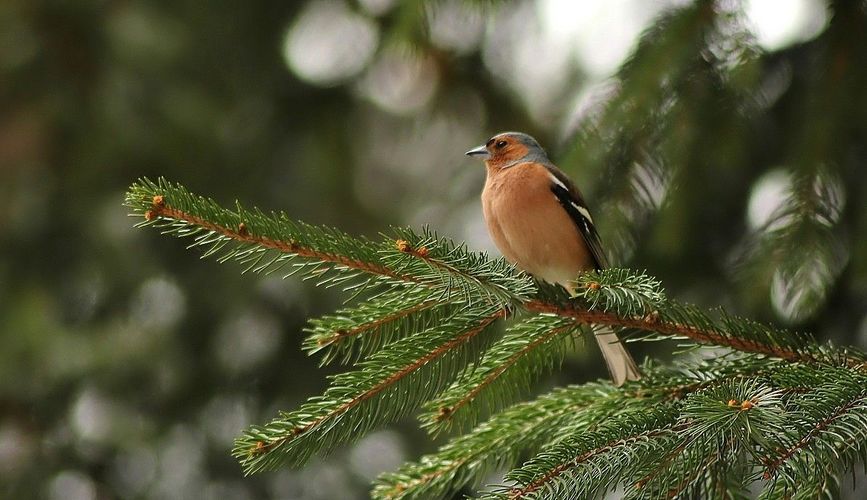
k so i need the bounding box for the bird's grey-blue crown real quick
[496,131,552,165]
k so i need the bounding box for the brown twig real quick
[524,300,807,363]
[149,203,410,281]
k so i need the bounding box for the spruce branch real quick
[524,296,861,369]
[736,168,848,323]
[491,408,685,500]
[304,287,452,364]
[760,367,867,496]
[375,356,786,500]
[387,227,537,307]
[630,379,786,498]
[125,178,865,369]
[126,178,400,291]
[559,2,723,264]
[567,269,666,316]
[126,178,533,308]
[485,377,780,500]
[420,314,582,435]
[126,178,867,497]
[375,383,642,500]
[234,307,505,474]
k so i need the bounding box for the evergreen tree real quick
[117,2,867,497]
[7,0,864,497]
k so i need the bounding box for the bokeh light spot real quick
[155,426,206,498]
[109,446,158,498]
[201,395,252,447]
[348,430,406,480]
[0,424,34,475]
[540,0,679,77]
[427,0,484,54]
[357,47,439,115]
[358,0,395,16]
[214,310,281,375]
[71,388,117,444]
[48,470,96,500]
[770,253,840,324]
[283,0,379,86]
[482,2,573,122]
[130,276,186,332]
[746,0,829,51]
[747,169,792,231]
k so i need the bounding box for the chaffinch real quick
[466,131,641,386]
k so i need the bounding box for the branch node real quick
[435,406,452,422]
[238,222,249,236]
[152,194,165,207]
[249,440,267,457]
[394,239,428,257]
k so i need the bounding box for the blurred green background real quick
[1,0,865,498]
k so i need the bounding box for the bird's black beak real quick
[465,144,490,160]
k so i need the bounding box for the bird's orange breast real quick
[481,162,594,286]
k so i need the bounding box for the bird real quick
[466,131,641,386]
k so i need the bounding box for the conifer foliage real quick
[127,178,867,499]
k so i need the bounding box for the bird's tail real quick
[593,326,641,386]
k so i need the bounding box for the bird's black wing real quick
[546,165,609,271]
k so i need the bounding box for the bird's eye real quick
[495,140,507,149]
